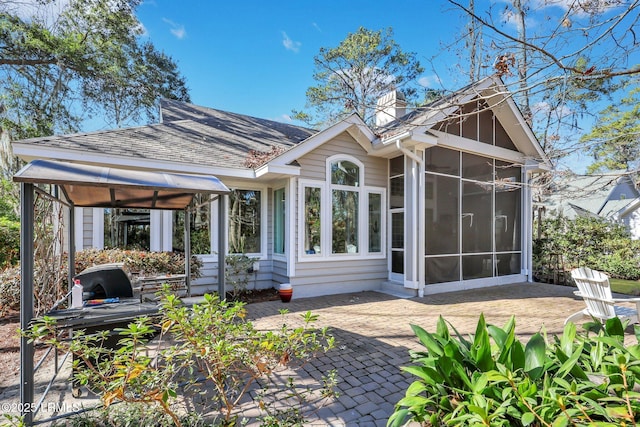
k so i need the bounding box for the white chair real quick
[565,267,640,325]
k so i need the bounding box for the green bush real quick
[390,315,640,426]
[0,216,20,268]
[0,249,203,315]
[74,248,202,278]
[534,216,640,280]
[25,288,336,426]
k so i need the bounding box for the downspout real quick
[396,140,426,297]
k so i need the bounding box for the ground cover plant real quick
[390,314,640,426]
[23,286,336,426]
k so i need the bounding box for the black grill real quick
[74,264,133,300]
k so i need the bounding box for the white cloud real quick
[418,75,442,88]
[281,31,301,53]
[312,22,322,32]
[162,18,186,39]
[532,101,572,119]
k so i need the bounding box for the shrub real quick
[0,216,20,268]
[534,216,640,281]
[390,315,640,426]
[25,287,336,426]
[0,249,203,315]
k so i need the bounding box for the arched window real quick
[299,155,384,260]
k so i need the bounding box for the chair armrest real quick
[610,297,640,303]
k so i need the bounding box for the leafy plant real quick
[534,216,640,281]
[24,286,336,426]
[225,253,259,299]
[389,314,640,426]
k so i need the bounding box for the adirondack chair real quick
[564,267,640,325]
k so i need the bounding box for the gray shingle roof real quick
[545,173,639,219]
[14,100,317,170]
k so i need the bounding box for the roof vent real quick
[375,90,407,127]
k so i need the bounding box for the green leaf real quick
[521,411,535,426]
[524,333,546,379]
[402,365,442,385]
[604,317,624,338]
[560,321,576,356]
[551,414,569,427]
[411,324,444,356]
[436,315,450,339]
[472,314,494,371]
[387,408,410,427]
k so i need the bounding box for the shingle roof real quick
[14,99,317,170]
[545,173,639,219]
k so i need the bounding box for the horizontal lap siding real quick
[291,132,389,298]
[83,208,93,249]
[191,258,273,296]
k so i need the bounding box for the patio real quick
[239,281,615,426]
[5,281,636,426]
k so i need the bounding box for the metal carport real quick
[14,159,230,425]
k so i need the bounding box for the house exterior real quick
[544,172,640,239]
[12,75,551,298]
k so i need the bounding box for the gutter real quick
[396,138,426,298]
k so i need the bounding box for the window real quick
[368,193,382,253]
[104,208,150,250]
[173,193,211,255]
[273,188,285,255]
[299,155,385,260]
[228,189,261,254]
[303,186,322,255]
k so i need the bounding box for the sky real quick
[134,0,472,123]
[11,0,638,172]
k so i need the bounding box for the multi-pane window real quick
[104,208,150,250]
[300,155,384,259]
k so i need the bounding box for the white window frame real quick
[225,186,267,260]
[298,155,386,262]
[273,186,287,261]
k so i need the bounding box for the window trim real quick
[298,154,386,262]
[273,187,286,260]
[225,186,267,259]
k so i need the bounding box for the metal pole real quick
[217,195,226,299]
[68,205,75,302]
[20,182,34,426]
[184,208,191,297]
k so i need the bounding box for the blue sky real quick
[136,0,468,123]
[138,0,634,173]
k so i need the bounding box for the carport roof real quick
[13,159,229,209]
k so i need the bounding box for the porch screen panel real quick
[426,256,460,284]
[462,181,492,254]
[425,174,459,255]
[391,212,404,274]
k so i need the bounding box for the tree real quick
[579,82,640,173]
[446,0,639,167]
[0,0,190,171]
[293,27,423,126]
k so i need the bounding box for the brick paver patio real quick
[8,281,638,426]
[240,281,624,426]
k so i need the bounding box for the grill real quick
[47,264,159,397]
[74,263,134,301]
